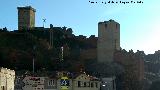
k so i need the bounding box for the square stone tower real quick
[17,6,36,30]
[97,19,120,62]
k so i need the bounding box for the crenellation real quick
[17,6,36,12]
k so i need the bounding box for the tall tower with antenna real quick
[17,6,36,30]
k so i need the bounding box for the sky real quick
[0,0,160,54]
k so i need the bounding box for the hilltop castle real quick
[0,6,145,90]
[17,6,121,63]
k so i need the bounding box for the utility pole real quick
[61,46,64,61]
[33,45,36,74]
[60,46,64,71]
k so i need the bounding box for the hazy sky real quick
[0,0,160,54]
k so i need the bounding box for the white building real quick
[0,67,15,90]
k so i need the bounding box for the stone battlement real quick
[17,6,36,12]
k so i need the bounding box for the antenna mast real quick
[43,19,46,28]
[33,45,36,74]
[60,46,64,71]
[61,47,64,61]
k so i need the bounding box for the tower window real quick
[116,24,118,29]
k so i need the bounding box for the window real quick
[84,82,86,87]
[113,80,115,89]
[95,82,98,88]
[91,82,94,87]
[52,80,54,85]
[2,86,5,90]
[81,81,83,87]
[48,79,54,86]
[78,81,81,87]
[116,24,119,30]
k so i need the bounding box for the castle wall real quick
[79,49,97,60]
[114,50,145,90]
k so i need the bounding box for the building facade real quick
[0,67,15,90]
[17,6,36,30]
[18,72,100,90]
[22,76,46,90]
[97,20,120,62]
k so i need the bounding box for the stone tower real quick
[17,6,36,30]
[97,19,120,62]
